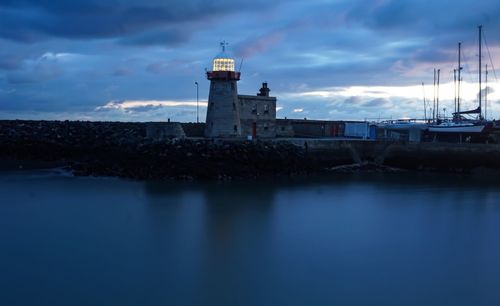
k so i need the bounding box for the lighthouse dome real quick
[212,42,235,72]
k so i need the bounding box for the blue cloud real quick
[0,0,499,120]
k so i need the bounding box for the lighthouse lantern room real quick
[204,42,242,138]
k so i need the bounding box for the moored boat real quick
[426,26,492,142]
[428,121,485,133]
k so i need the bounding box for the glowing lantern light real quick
[212,41,235,72]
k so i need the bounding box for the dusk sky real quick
[1,0,500,122]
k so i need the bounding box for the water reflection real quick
[143,180,278,304]
[1,171,500,305]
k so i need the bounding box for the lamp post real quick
[194,81,199,123]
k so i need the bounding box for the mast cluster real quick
[424,25,493,123]
[479,25,483,120]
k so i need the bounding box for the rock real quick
[3,120,500,180]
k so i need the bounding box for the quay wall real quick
[280,138,500,171]
[2,120,500,179]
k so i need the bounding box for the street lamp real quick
[194,81,199,123]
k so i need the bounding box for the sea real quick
[1,169,500,306]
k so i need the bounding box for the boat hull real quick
[428,125,485,133]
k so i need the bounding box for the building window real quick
[264,104,269,114]
[211,102,214,107]
[233,102,236,110]
[264,123,269,131]
[252,105,257,114]
[233,125,238,132]
[231,83,235,90]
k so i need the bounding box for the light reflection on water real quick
[1,171,500,306]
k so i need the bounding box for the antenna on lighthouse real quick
[238,58,244,73]
[220,40,228,52]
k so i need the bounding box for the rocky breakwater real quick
[0,120,353,180]
[380,142,500,174]
[276,138,500,175]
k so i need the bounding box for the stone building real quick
[238,83,277,139]
[204,43,277,139]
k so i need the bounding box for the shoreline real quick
[2,120,500,180]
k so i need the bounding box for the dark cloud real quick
[7,57,63,84]
[112,67,134,77]
[0,0,287,43]
[146,62,171,74]
[233,31,285,59]
[119,29,188,46]
[0,55,23,70]
[362,98,391,108]
[346,0,500,35]
[412,48,455,64]
[344,96,363,105]
[1,0,500,121]
[121,105,163,113]
[479,86,495,99]
[484,86,495,94]
[145,59,198,75]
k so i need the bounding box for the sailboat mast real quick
[433,69,436,122]
[485,64,488,120]
[457,42,462,113]
[422,82,427,122]
[454,69,457,114]
[479,25,483,120]
[437,69,440,120]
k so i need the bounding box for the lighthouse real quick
[204,42,242,138]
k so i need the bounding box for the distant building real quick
[204,42,277,139]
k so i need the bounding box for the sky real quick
[1,0,500,122]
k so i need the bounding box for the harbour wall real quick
[2,120,500,179]
[277,138,500,172]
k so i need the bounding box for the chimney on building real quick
[257,82,270,97]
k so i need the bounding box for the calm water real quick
[1,170,500,306]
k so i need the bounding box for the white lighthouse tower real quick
[204,41,241,138]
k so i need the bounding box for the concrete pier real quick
[2,120,500,179]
